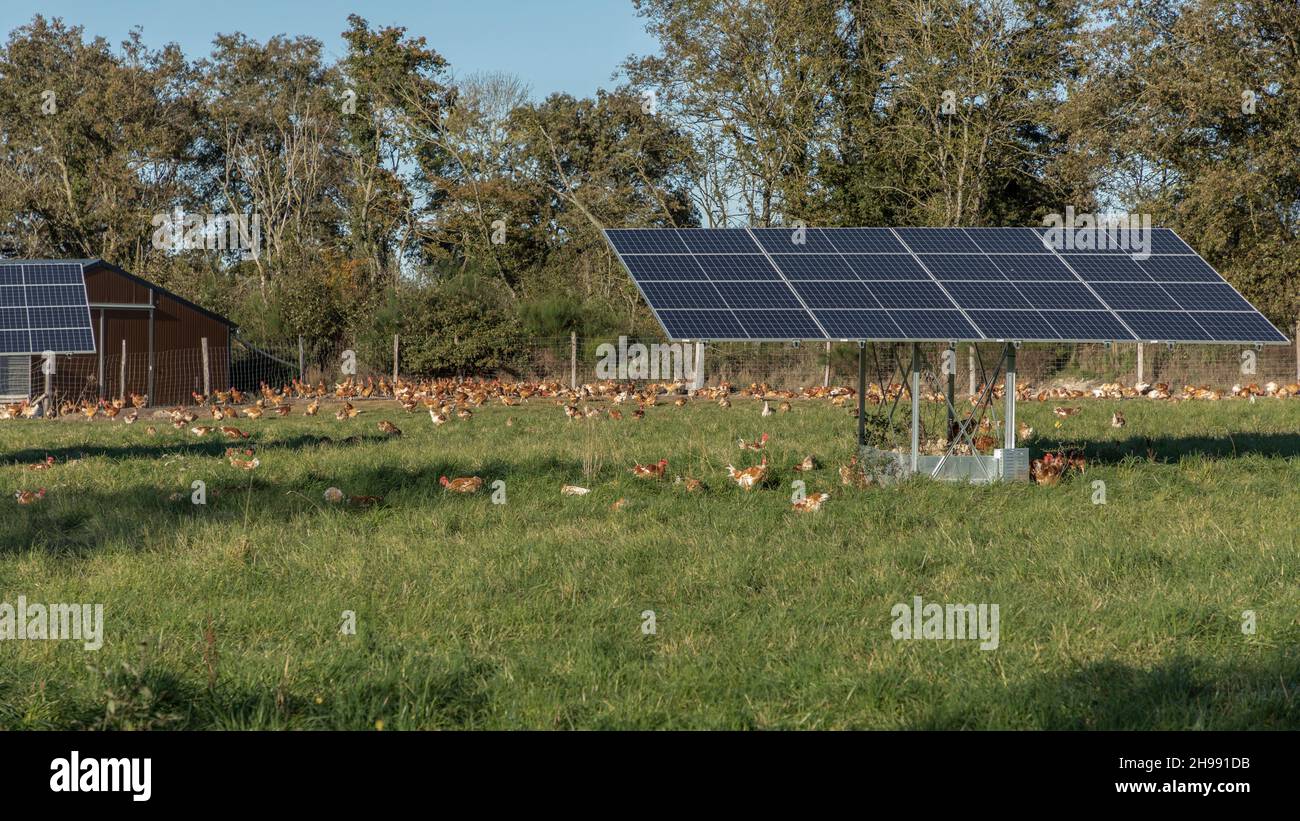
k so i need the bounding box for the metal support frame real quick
[146,289,155,406]
[852,341,1022,483]
[856,342,866,448]
[910,343,921,473]
[96,309,105,399]
[945,342,956,442]
[1004,342,1017,450]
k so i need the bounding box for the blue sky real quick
[0,0,659,99]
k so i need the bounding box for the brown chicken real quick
[630,458,668,480]
[792,455,817,472]
[440,475,484,493]
[378,420,402,437]
[726,456,768,490]
[227,453,260,470]
[738,432,770,451]
[15,488,46,505]
[305,400,320,416]
[1030,453,1065,486]
[792,491,830,513]
[220,426,250,439]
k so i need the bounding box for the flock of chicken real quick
[7,371,1297,507]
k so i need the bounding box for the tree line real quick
[0,2,1295,372]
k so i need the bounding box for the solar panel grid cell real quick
[676,229,758,253]
[917,254,1007,281]
[967,310,1059,340]
[792,281,881,309]
[839,255,930,280]
[815,310,902,338]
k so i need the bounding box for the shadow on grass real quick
[5,646,499,730]
[919,652,1300,729]
[0,452,583,556]
[1029,432,1300,464]
[1,432,385,465]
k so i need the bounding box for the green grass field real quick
[1,396,1297,729]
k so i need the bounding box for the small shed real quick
[0,259,237,406]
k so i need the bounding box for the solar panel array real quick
[0,263,96,354]
[603,227,1289,344]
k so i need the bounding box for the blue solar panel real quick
[967,310,1059,340]
[657,310,746,339]
[1016,282,1104,310]
[1189,312,1288,343]
[991,255,1077,281]
[0,262,95,354]
[31,328,94,352]
[606,229,687,254]
[825,228,908,254]
[749,227,839,253]
[1138,256,1226,282]
[693,255,781,281]
[0,307,25,329]
[28,306,92,328]
[792,281,880,309]
[840,255,930,280]
[734,310,823,339]
[771,254,855,280]
[1091,282,1180,311]
[943,281,1031,309]
[918,255,1007,281]
[637,281,724,309]
[0,330,31,351]
[1040,228,1193,256]
[965,228,1052,254]
[1060,255,1152,282]
[866,281,957,309]
[603,228,1287,343]
[621,256,706,281]
[713,281,802,309]
[23,264,84,285]
[895,228,980,253]
[1118,312,1213,341]
[676,229,758,253]
[1043,311,1137,341]
[1163,283,1253,312]
[888,309,979,339]
[815,310,902,338]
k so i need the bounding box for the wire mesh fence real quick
[10,333,1299,410]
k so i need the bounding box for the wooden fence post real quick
[201,337,211,398]
[393,334,400,382]
[1136,342,1144,384]
[97,310,105,399]
[119,340,126,404]
[823,341,831,388]
[569,331,577,390]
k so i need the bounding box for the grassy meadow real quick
[0,396,1297,729]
